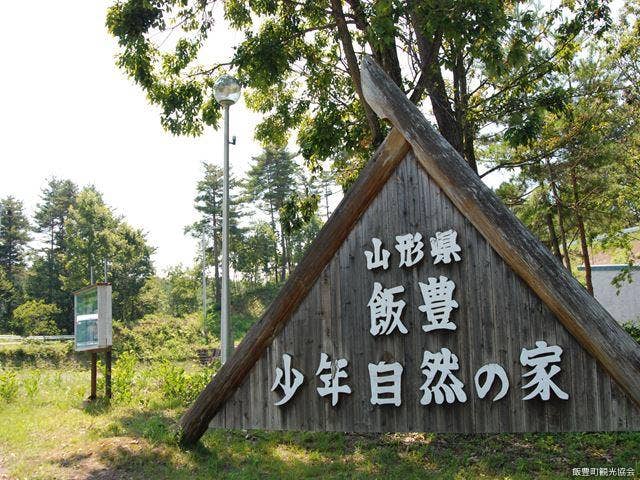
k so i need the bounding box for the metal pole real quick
[202,233,207,334]
[221,104,232,364]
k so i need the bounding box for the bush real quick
[113,313,210,362]
[111,351,137,404]
[0,369,19,402]
[153,360,217,406]
[11,300,60,336]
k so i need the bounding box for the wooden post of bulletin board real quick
[105,347,112,399]
[90,352,97,400]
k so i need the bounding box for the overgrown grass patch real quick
[0,341,76,367]
[0,365,637,479]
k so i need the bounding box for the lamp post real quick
[201,232,207,334]
[213,74,241,365]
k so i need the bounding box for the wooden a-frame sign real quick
[179,56,640,445]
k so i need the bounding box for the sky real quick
[0,1,513,274]
[0,1,264,272]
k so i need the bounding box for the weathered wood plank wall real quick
[210,152,640,432]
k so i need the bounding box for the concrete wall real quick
[589,266,640,324]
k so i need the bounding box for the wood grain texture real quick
[209,153,640,433]
[360,54,640,409]
[179,129,410,445]
[182,56,640,444]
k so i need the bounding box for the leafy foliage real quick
[23,369,41,399]
[10,300,60,336]
[187,162,244,307]
[0,341,74,367]
[240,147,323,282]
[165,265,199,318]
[106,0,611,183]
[111,350,137,404]
[113,313,207,362]
[61,187,155,324]
[486,24,640,293]
[623,321,640,343]
[0,369,19,402]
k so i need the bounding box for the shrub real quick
[113,313,209,362]
[11,300,60,336]
[112,351,137,404]
[154,360,217,406]
[23,369,41,399]
[156,361,187,403]
[184,362,217,403]
[0,369,19,402]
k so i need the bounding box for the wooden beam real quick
[179,128,411,445]
[360,54,640,407]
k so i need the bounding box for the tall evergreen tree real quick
[0,196,30,331]
[27,178,78,330]
[188,163,244,307]
[0,267,17,333]
[244,148,300,281]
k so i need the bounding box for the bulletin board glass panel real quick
[75,288,98,349]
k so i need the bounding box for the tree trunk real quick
[555,198,571,271]
[545,210,562,261]
[345,0,403,88]
[571,169,593,296]
[547,164,572,272]
[279,226,287,282]
[452,51,477,173]
[269,204,279,283]
[330,0,384,146]
[407,9,465,163]
[541,183,562,261]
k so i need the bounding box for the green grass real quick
[0,366,638,480]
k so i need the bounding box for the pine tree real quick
[188,162,244,307]
[244,148,300,281]
[27,178,77,330]
[0,196,30,331]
